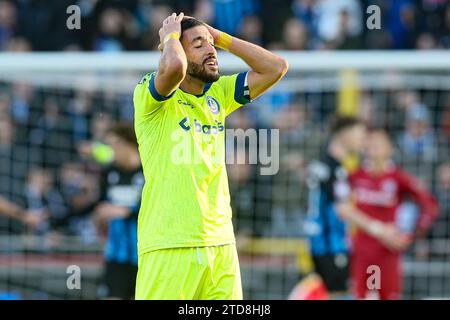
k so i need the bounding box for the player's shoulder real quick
[388,163,408,179]
[210,73,236,92]
[134,70,181,106]
[391,165,419,184]
[214,72,248,89]
[206,74,238,102]
[134,72,153,97]
[136,72,154,87]
[217,73,239,82]
[309,153,344,173]
[321,154,346,179]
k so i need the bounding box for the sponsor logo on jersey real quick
[179,117,224,135]
[177,99,194,108]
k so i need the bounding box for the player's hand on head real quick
[158,12,184,51]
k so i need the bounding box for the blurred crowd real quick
[0,0,449,52]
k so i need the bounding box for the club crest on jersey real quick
[206,96,220,115]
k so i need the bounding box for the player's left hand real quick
[94,203,130,221]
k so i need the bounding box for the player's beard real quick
[187,60,220,83]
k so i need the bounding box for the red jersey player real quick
[349,128,439,300]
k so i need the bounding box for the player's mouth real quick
[204,58,218,70]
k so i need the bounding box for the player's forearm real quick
[403,174,440,234]
[158,39,187,81]
[336,203,382,237]
[228,37,288,79]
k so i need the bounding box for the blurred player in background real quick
[306,117,411,298]
[349,128,439,300]
[82,123,143,299]
[133,13,288,299]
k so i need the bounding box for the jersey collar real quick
[180,82,212,98]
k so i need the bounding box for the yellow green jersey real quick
[133,71,251,256]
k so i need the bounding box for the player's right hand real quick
[158,12,184,51]
[376,223,412,252]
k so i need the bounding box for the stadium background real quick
[0,0,449,299]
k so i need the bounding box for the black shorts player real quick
[305,154,351,293]
[85,123,144,299]
[304,117,366,295]
[97,163,143,299]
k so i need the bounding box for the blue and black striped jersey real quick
[305,154,352,256]
[100,165,144,266]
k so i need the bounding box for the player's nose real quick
[205,42,216,54]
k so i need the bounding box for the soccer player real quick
[306,117,410,298]
[85,123,144,299]
[349,128,438,300]
[133,13,288,299]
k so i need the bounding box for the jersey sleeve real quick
[133,71,177,118]
[397,169,439,232]
[217,72,252,117]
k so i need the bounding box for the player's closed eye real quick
[194,41,214,49]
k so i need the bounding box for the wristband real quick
[163,32,181,45]
[215,31,232,51]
